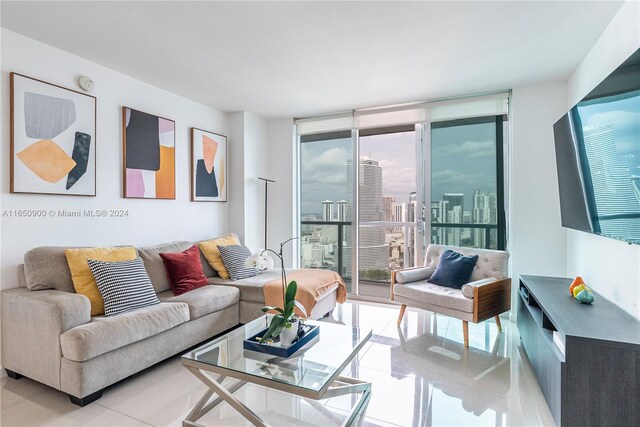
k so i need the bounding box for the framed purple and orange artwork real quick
[10,73,97,196]
[122,107,175,199]
[190,128,227,202]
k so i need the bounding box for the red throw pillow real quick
[159,245,209,296]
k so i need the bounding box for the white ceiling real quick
[1,1,623,119]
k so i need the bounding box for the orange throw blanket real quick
[264,269,347,317]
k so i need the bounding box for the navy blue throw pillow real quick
[428,250,479,289]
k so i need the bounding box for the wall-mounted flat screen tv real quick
[553,47,640,244]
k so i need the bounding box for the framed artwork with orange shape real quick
[123,107,175,199]
[190,127,227,202]
[10,72,97,196]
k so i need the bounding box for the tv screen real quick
[553,47,640,244]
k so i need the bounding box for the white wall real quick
[565,0,640,319]
[0,29,230,289]
[509,82,569,309]
[227,111,269,251]
[266,119,297,266]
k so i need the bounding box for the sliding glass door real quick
[356,126,422,299]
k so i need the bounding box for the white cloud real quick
[301,147,349,185]
[433,139,495,158]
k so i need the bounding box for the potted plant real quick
[260,280,304,346]
[245,237,307,347]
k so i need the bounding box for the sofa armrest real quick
[468,277,511,323]
[1,287,91,389]
[390,266,434,300]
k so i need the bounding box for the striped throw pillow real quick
[217,245,258,280]
[87,257,160,317]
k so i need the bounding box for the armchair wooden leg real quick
[462,320,469,349]
[495,315,502,333]
[397,304,407,326]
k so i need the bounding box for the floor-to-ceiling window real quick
[430,116,507,250]
[297,94,509,300]
[299,130,354,292]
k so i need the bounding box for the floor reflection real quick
[331,307,514,426]
[391,324,510,418]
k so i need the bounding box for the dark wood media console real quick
[517,275,639,426]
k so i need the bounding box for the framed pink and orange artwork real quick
[190,127,227,202]
[122,107,175,199]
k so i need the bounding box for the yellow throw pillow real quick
[198,234,239,279]
[65,247,138,316]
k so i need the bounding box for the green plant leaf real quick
[293,301,308,319]
[261,306,285,314]
[285,281,297,303]
[260,315,285,343]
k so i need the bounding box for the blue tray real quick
[243,324,320,358]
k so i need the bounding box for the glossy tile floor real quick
[1,301,556,426]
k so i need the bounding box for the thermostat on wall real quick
[78,76,95,92]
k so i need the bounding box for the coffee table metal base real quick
[182,365,371,427]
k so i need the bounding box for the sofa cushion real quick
[65,246,138,316]
[60,302,189,362]
[207,269,281,303]
[88,257,161,317]
[157,285,239,320]
[159,245,209,296]
[23,246,78,292]
[138,241,196,293]
[394,281,473,313]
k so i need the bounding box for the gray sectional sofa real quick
[0,240,338,406]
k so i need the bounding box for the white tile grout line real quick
[93,402,155,426]
[0,380,52,412]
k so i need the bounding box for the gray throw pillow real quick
[217,245,259,281]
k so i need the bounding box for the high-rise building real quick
[441,193,464,246]
[443,193,464,214]
[406,192,417,265]
[383,196,395,222]
[430,200,448,244]
[345,159,388,276]
[583,124,640,241]
[321,200,334,221]
[336,200,348,221]
[393,203,406,223]
[471,189,498,248]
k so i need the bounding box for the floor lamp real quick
[258,177,275,249]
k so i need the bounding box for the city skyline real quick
[300,122,500,215]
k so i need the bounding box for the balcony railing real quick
[300,220,499,290]
[301,221,351,280]
[430,222,499,250]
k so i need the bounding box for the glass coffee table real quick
[182,315,372,427]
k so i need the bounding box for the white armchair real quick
[391,244,511,349]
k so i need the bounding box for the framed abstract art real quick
[190,128,227,202]
[10,72,97,196]
[123,107,175,199]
